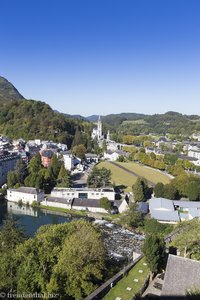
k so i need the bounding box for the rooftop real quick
[9,187,43,194]
[151,210,180,222]
[149,198,175,211]
[162,255,200,296]
[72,198,103,208]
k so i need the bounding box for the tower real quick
[106,130,110,142]
[97,116,102,140]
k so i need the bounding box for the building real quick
[85,153,99,164]
[188,148,200,165]
[149,197,200,223]
[91,116,103,141]
[63,152,75,171]
[41,197,72,210]
[0,152,20,186]
[162,255,200,296]
[104,149,129,161]
[7,187,44,205]
[72,198,108,213]
[40,150,54,167]
[41,197,108,213]
[51,187,115,201]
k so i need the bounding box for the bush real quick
[31,201,39,208]
[100,197,112,211]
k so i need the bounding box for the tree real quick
[72,144,86,160]
[7,171,18,188]
[143,235,166,276]
[14,220,106,299]
[154,182,165,198]
[72,127,85,147]
[185,181,200,201]
[46,220,105,299]
[120,203,143,228]
[87,167,111,188]
[142,219,173,237]
[15,158,28,184]
[132,178,145,202]
[132,177,152,202]
[29,153,42,173]
[57,164,71,187]
[171,219,200,259]
[50,154,61,179]
[164,183,179,200]
[100,197,112,211]
[163,154,178,165]
[0,218,26,292]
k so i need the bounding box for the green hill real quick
[0,76,84,147]
[97,111,200,136]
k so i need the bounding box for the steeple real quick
[97,116,102,140]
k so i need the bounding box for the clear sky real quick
[1,0,200,116]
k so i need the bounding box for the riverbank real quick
[39,204,87,217]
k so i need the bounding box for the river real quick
[0,200,144,260]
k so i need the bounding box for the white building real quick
[7,187,44,205]
[41,197,72,210]
[149,197,200,223]
[51,187,115,201]
[41,197,108,214]
[187,148,200,166]
[63,153,75,171]
[91,116,103,140]
[104,149,128,161]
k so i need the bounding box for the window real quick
[78,193,88,199]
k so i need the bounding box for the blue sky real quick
[1,0,200,116]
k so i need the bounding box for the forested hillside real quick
[0,76,88,147]
[96,111,200,136]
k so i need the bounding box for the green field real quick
[97,161,171,191]
[103,257,149,300]
[97,161,137,191]
[116,162,171,185]
[121,119,148,125]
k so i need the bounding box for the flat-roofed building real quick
[51,187,115,201]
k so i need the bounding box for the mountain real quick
[0,77,84,147]
[86,115,102,122]
[117,111,200,136]
[0,76,24,103]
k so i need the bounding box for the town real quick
[1,111,200,298]
[1,1,200,298]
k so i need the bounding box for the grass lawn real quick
[115,162,171,185]
[39,205,87,217]
[103,257,149,300]
[97,161,137,191]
